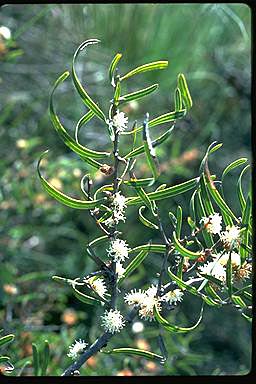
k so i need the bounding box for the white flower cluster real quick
[112,111,128,133]
[101,309,125,333]
[67,339,87,360]
[161,289,184,305]
[107,238,129,262]
[200,212,222,235]
[198,260,226,282]
[125,285,165,322]
[220,225,241,247]
[104,192,127,228]
[84,277,107,298]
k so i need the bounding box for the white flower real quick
[161,289,184,305]
[67,339,87,359]
[218,252,241,268]
[198,260,226,282]
[104,217,115,228]
[138,295,161,322]
[101,309,125,334]
[112,192,127,223]
[107,239,129,262]
[124,289,146,306]
[220,225,241,247]
[200,212,222,234]
[116,261,126,279]
[138,285,161,322]
[112,111,128,133]
[85,277,107,298]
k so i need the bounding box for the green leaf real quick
[72,39,106,121]
[198,273,223,288]
[0,334,15,348]
[222,158,247,182]
[174,87,182,111]
[241,313,252,323]
[199,141,222,174]
[177,73,193,111]
[240,193,251,262]
[0,356,10,363]
[126,177,198,206]
[32,343,40,376]
[41,340,50,376]
[125,125,175,159]
[113,80,121,105]
[73,286,102,305]
[120,84,159,103]
[204,283,222,302]
[154,303,204,333]
[172,231,201,260]
[118,249,149,284]
[199,174,214,216]
[75,110,95,143]
[124,177,154,187]
[37,151,105,210]
[120,61,168,81]
[195,191,214,248]
[88,235,108,248]
[138,206,158,230]
[206,178,239,223]
[130,243,166,254]
[143,114,159,183]
[109,53,122,86]
[104,348,164,362]
[237,165,250,213]
[176,206,183,238]
[49,71,109,160]
[231,295,247,308]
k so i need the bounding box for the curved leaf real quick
[126,177,198,206]
[118,249,149,284]
[139,206,159,229]
[0,334,15,348]
[172,231,201,260]
[174,87,182,111]
[177,73,193,111]
[104,348,164,362]
[109,53,122,86]
[124,178,154,187]
[73,286,102,305]
[154,303,204,333]
[237,164,250,212]
[129,244,166,254]
[72,39,106,121]
[37,151,104,210]
[50,71,109,159]
[119,84,159,103]
[125,125,175,159]
[75,110,95,143]
[222,158,247,181]
[120,61,168,81]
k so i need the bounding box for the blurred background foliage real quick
[0,3,251,376]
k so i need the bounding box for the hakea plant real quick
[37,39,252,376]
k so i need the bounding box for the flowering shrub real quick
[35,39,252,376]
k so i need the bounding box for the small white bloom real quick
[161,289,184,305]
[116,261,126,279]
[112,111,128,133]
[198,260,226,282]
[218,252,241,268]
[67,339,87,360]
[200,212,222,234]
[0,26,11,40]
[107,239,129,262]
[138,284,161,322]
[124,289,146,306]
[104,216,115,228]
[101,309,125,334]
[220,225,241,247]
[85,277,107,298]
[138,295,161,322]
[112,192,127,223]
[132,321,144,333]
